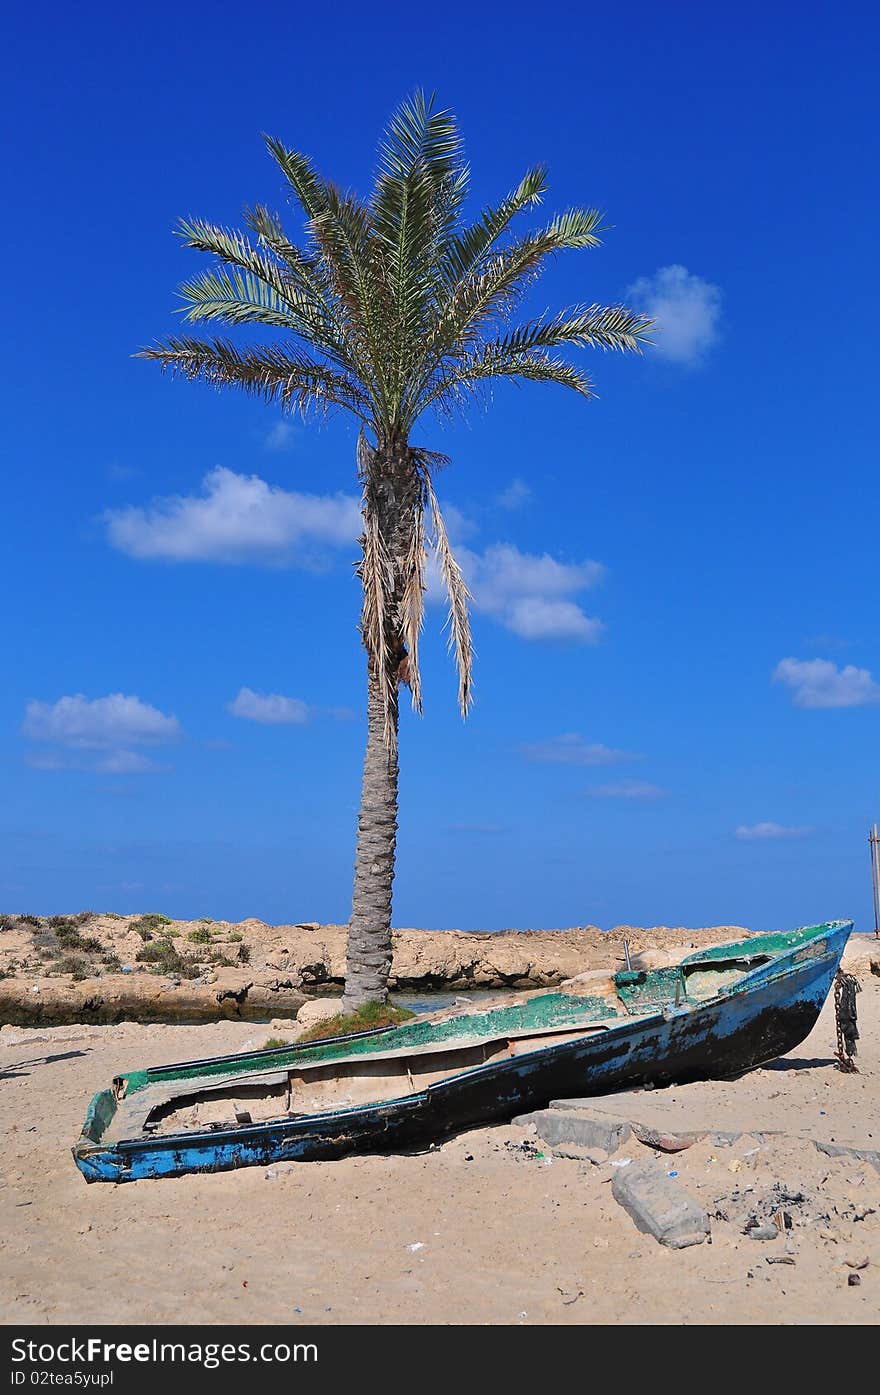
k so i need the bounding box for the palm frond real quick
[370,92,468,413]
[177,218,292,296]
[263,136,334,223]
[405,207,608,424]
[423,474,474,717]
[400,498,427,715]
[484,303,653,357]
[137,336,369,417]
[440,165,548,288]
[177,267,310,329]
[359,493,399,749]
[423,347,596,414]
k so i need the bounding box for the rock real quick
[296,999,342,1030]
[814,1140,880,1174]
[630,1123,705,1153]
[844,1254,869,1270]
[611,1160,710,1249]
[550,1144,609,1164]
[0,971,305,1026]
[513,1108,631,1154]
[626,949,682,971]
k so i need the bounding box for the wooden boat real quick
[73,920,852,1182]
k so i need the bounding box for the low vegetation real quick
[296,1000,416,1044]
[53,955,90,981]
[135,937,202,979]
[187,927,214,944]
[130,914,172,937]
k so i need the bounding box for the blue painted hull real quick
[73,920,852,1182]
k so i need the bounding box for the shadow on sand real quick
[0,1049,88,1080]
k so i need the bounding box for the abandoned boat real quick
[73,919,852,1182]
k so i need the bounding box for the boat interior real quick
[91,925,835,1146]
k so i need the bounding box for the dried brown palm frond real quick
[400,494,428,716]
[423,473,474,718]
[359,495,398,748]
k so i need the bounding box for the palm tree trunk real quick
[343,440,413,1010]
[343,664,399,1009]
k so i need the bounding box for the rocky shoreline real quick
[1,911,876,1027]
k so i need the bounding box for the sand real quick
[1,981,878,1326]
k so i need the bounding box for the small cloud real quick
[496,478,532,511]
[440,501,479,543]
[23,694,181,749]
[505,598,603,642]
[435,542,605,643]
[587,781,666,800]
[522,734,640,766]
[228,688,311,725]
[107,462,141,482]
[264,421,298,452]
[773,657,880,709]
[735,822,813,841]
[626,264,721,364]
[103,467,360,567]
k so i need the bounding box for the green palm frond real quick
[177,218,293,296]
[440,165,548,288]
[484,303,653,358]
[424,346,596,413]
[370,93,469,414]
[263,136,334,223]
[408,207,609,419]
[177,267,309,329]
[137,335,369,417]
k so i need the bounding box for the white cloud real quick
[496,478,532,511]
[23,694,181,748]
[626,265,721,364]
[587,781,666,800]
[264,421,297,452]
[773,657,880,709]
[228,688,353,725]
[735,822,813,841]
[440,542,605,642]
[103,467,360,566]
[228,688,311,725]
[23,693,179,775]
[440,501,479,543]
[522,734,639,766]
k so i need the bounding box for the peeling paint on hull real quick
[73,921,851,1182]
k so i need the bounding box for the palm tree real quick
[141,93,651,1010]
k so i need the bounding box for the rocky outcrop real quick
[0,970,305,1027]
[1,910,874,1026]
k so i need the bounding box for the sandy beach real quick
[2,969,878,1326]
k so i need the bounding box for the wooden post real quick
[870,824,880,939]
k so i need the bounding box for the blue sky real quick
[2,2,879,930]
